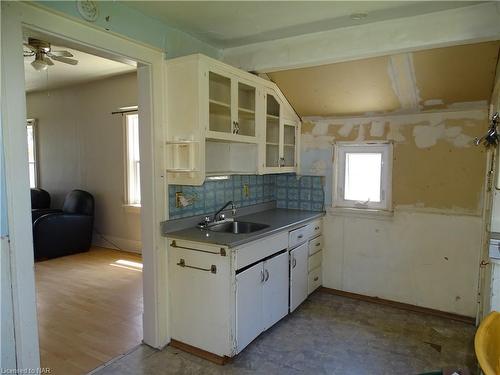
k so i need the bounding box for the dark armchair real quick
[30,188,62,222]
[33,189,95,260]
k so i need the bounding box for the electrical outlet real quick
[243,184,250,198]
[175,192,183,208]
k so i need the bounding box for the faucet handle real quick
[219,213,226,221]
[198,216,211,227]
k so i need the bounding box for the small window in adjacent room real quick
[26,119,38,188]
[333,143,392,211]
[124,112,141,206]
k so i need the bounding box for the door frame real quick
[1,2,169,369]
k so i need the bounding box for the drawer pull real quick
[314,226,320,230]
[171,240,226,256]
[177,258,217,274]
[315,243,321,247]
[297,235,303,239]
[314,276,319,281]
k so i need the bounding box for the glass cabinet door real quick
[283,123,296,167]
[265,94,280,168]
[208,71,232,134]
[237,82,256,137]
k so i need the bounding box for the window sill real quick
[123,204,141,214]
[327,206,394,220]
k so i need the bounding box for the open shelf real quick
[210,99,230,108]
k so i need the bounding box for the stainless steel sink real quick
[208,221,269,234]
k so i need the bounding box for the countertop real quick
[164,208,324,248]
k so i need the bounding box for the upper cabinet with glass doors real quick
[259,88,300,174]
[207,68,258,142]
[165,54,300,185]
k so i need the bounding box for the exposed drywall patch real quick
[370,120,385,137]
[387,123,406,142]
[412,41,499,108]
[413,123,445,148]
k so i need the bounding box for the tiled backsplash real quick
[168,174,324,219]
[276,174,324,211]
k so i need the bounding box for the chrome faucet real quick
[213,201,236,222]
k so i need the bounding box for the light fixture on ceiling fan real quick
[24,38,79,71]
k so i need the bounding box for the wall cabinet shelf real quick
[166,54,301,185]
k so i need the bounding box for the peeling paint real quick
[370,120,385,137]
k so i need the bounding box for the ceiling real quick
[24,45,135,93]
[123,1,482,49]
[268,41,500,117]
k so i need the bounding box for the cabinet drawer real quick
[289,226,308,248]
[308,267,322,295]
[308,251,322,272]
[308,235,323,255]
[236,231,288,270]
[306,219,322,239]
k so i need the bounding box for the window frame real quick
[26,119,39,189]
[333,142,393,211]
[123,111,141,207]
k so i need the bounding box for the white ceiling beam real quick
[222,3,500,73]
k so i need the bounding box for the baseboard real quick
[320,287,476,325]
[169,339,231,365]
[92,233,142,254]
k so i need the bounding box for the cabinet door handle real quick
[297,235,303,239]
[264,269,270,282]
[292,257,297,269]
[314,276,319,281]
[261,269,265,282]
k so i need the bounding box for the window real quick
[333,143,392,211]
[26,119,38,188]
[124,113,141,205]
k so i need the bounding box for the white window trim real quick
[26,119,39,188]
[123,111,141,208]
[333,141,393,212]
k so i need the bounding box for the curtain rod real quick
[111,109,138,115]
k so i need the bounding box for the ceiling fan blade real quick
[51,55,78,65]
[42,56,54,66]
[23,43,38,53]
[48,50,73,58]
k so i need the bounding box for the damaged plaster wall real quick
[302,109,488,316]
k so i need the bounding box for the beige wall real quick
[26,72,142,253]
[301,108,488,316]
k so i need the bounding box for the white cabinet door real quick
[262,252,289,330]
[290,243,309,312]
[236,262,264,353]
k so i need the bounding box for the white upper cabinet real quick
[259,89,300,174]
[165,54,300,185]
[207,67,260,143]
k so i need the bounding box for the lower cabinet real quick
[236,251,288,353]
[289,242,309,312]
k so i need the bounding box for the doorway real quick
[1,2,168,371]
[24,35,147,373]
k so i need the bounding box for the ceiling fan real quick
[24,38,78,71]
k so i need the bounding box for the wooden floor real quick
[35,247,143,375]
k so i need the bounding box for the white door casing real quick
[1,2,169,370]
